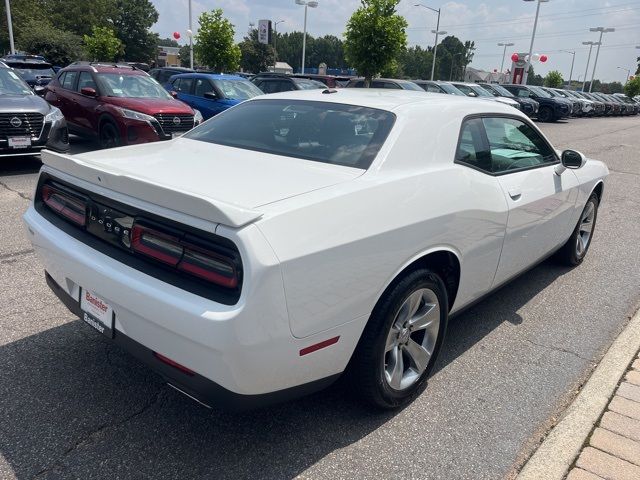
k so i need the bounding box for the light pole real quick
[581,41,600,92]
[295,0,318,74]
[522,0,549,85]
[415,4,445,81]
[588,26,615,92]
[498,42,515,72]
[4,0,15,54]
[617,66,631,83]
[273,20,285,64]
[561,50,575,88]
[188,0,193,69]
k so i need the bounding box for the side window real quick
[258,80,277,94]
[175,77,193,93]
[194,78,211,97]
[171,78,181,91]
[278,80,295,92]
[77,72,97,92]
[482,117,556,173]
[148,69,158,80]
[455,118,492,172]
[426,85,443,93]
[57,72,66,85]
[159,70,174,84]
[61,71,78,90]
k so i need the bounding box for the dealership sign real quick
[258,20,271,45]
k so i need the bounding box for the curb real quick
[517,308,640,480]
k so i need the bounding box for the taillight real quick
[131,223,238,289]
[41,184,87,226]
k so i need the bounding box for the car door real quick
[192,77,220,119]
[72,71,100,132]
[172,76,195,105]
[480,116,580,286]
[56,70,80,129]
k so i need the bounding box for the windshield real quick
[184,99,396,169]
[439,83,466,96]
[213,79,263,100]
[11,66,55,80]
[293,79,325,90]
[553,89,569,98]
[97,73,172,99]
[529,86,552,98]
[451,84,475,96]
[0,68,33,95]
[401,81,425,92]
[487,84,515,97]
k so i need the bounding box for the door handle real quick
[508,187,522,200]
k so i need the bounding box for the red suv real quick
[45,63,202,148]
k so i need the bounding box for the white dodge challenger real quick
[23,89,608,410]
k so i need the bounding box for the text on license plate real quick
[8,137,31,149]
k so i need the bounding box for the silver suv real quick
[0,63,69,157]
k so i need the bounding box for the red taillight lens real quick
[41,184,87,226]
[178,245,238,288]
[131,225,183,266]
[131,223,239,288]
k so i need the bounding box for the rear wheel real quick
[349,268,448,409]
[555,194,599,266]
[99,121,121,149]
[537,106,554,122]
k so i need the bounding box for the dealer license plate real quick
[80,289,114,338]
[8,137,31,149]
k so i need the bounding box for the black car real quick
[502,84,571,122]
[412,80,466,96]
[149,66,195,86]
[0,63,69,157]
[2,56,55,88]
[251,73,326,93]
[479,83,539,117]
[541,87,582,116]
[344,77,425,91]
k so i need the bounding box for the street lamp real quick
[617,66,631,83]
[581,41,600,92]
[188,0,193,69]
[4,0,15,54]
[561,50,575,88]
[588,26,615,92]
[414,4,444,81]
[522,0,550,85]
[295,0,318,74]
[498,42,515,73]
[273,20,285,64]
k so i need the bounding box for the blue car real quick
[165,73,263,119]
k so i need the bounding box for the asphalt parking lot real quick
[1,117,639,480]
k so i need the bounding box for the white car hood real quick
[43,138,363,227]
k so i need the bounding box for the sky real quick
[150,0,640,83]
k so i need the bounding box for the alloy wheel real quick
[576,200,596,257]
[384,288,440,391]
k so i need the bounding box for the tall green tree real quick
[83,26,123,62]
[624,76,640,97]
[544,70,564,88]
[0,0,48,52]
[17,19,82,65]
[398,46,433,79]
[434,36,475,81]
[194,9,240,72]
[112,0,159,62]
[46,0,117,38]
[238,29,274,74]
[158,38,180,48]
[179,44,191,67]
[344,0,407,85]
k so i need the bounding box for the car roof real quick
[168,73,247,81]
[62,63,148,75]
[242,88,519,116]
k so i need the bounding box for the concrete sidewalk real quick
[518,309,640,480]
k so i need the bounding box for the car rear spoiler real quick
[40,150,263,228]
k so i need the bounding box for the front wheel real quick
[349,268,448,409]
[555,194,599,266]
[537,106,554,122]
[99,121,121,149]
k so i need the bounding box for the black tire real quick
[348,268,448,409]
[99,120,121,149]
[555,194,599,266]
[537,106,554,122]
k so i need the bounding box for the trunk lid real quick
[42,138,363,227]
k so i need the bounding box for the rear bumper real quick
[45,271,339,411]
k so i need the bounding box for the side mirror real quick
[561,149,586,169]
[34,85,46,97]
[204,91,217,100]
[556,149,586,175]
[170,90,178,98]
[80,87,97,97]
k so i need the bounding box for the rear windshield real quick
[292,78,326,90]
[0,68,33,95]
[184,99,396,169]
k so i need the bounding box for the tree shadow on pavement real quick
[0,259,571,480]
